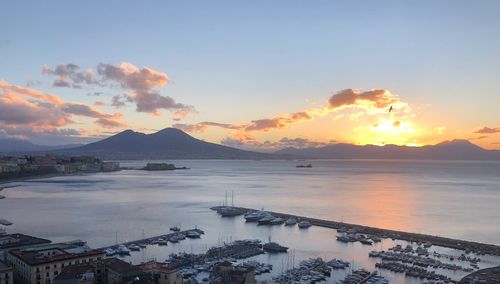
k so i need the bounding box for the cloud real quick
[93,101,106,107]
[172,123,208,133]
[43,63,96,88]
[0,80,126,139]
[97,62,194,114]
[468,135,488,140]
[111,94,131,108]
[175,88,403,135]
[220,133,330,151]
[474,126,500,134]
[328,89,399,110]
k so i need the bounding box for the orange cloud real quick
[475,126,500,134]
[0,80,127,140]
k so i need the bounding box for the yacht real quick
[284,218,297,226]
[270,217,284,225]
[170,226,180,232]
[257,214,276,225]
[263,242,288,253]
[105,248,116,256]
[186,230,202,238]
[297,220,312,228]
[244,211,268,222]
[116,244,130,255]
[219,207,246,217]
[158,238,168,246]
[128,244,141,251]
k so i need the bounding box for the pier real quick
[225,206,500,256]
[98,228,204,251]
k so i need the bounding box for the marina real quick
[222,206,500,256]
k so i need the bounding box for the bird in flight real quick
[389,106,393,113]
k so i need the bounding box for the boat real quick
[219,207,246,217]
[169,233,185,243]
[263,242,288,253]
[186,230,202,238]
[138,242,147,248]
[105,248,116,256]
[128,244,141,251]
[336,235,351,243]
[284,218,297,226]
[257,214,276,225]
[297,220,312,228]
[371,236,382,242]
[158,238,168,246]
[116,244,130,255]
[296,164,312,168]
[270,217,284,225]
[244,211,268,222]
[359,238,373,245]
[170,226,180,232]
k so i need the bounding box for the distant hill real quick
[0,138,81,153]
[275,139,500,160]
[57,128,280,159]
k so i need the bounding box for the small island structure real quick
[142,163,189,171]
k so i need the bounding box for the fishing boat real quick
[284,218,297,226]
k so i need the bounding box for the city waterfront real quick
[1,159,500,283]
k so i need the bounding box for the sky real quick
[1,0,499,150]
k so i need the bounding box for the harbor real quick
[221,206,500,256]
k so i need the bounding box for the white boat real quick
[186,230,201,238]
[116,244,130,255]
[297,220,312,229]
[105,248,116,256]
[257,213,276,225]
[244,211,268,222]
[270,217,284,225]
[284,218,297,226]
[128,244,141,251]
[158,238,168,246]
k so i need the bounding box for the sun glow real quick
[354,118,421,146]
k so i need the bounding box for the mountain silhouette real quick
[59,128,278,159]
[275,139,500,160]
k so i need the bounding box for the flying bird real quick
[389,106,393,113]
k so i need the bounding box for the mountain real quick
[275,139,500,160]
[0,138,82,153]
[57,128,280,159]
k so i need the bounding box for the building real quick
[103,258,141,284]
[211,261,256,284]
[53,262,103,284]
[0,260,13,284]
[0,234,51,262]
[135,261,182,284]
[7,241,104,284]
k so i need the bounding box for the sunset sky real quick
[1,0,499,150]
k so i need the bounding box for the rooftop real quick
[10,245,104,266]
[54,263,95,281]
[0,233,51,250]
[104,258,141,274]
[135,261,176,274]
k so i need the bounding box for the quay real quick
[227,206,500,256]
[98,228,204,251]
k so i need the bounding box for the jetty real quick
[221,206,500,256]
[98,228,204,251]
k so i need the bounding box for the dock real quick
[225,206,500,256]
[98,228,204,251]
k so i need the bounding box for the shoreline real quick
[233,206,500,256]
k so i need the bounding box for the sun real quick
[354,118,420,146]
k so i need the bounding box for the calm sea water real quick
[1,159,500,283]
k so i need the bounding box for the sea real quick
[1,159,500,283]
